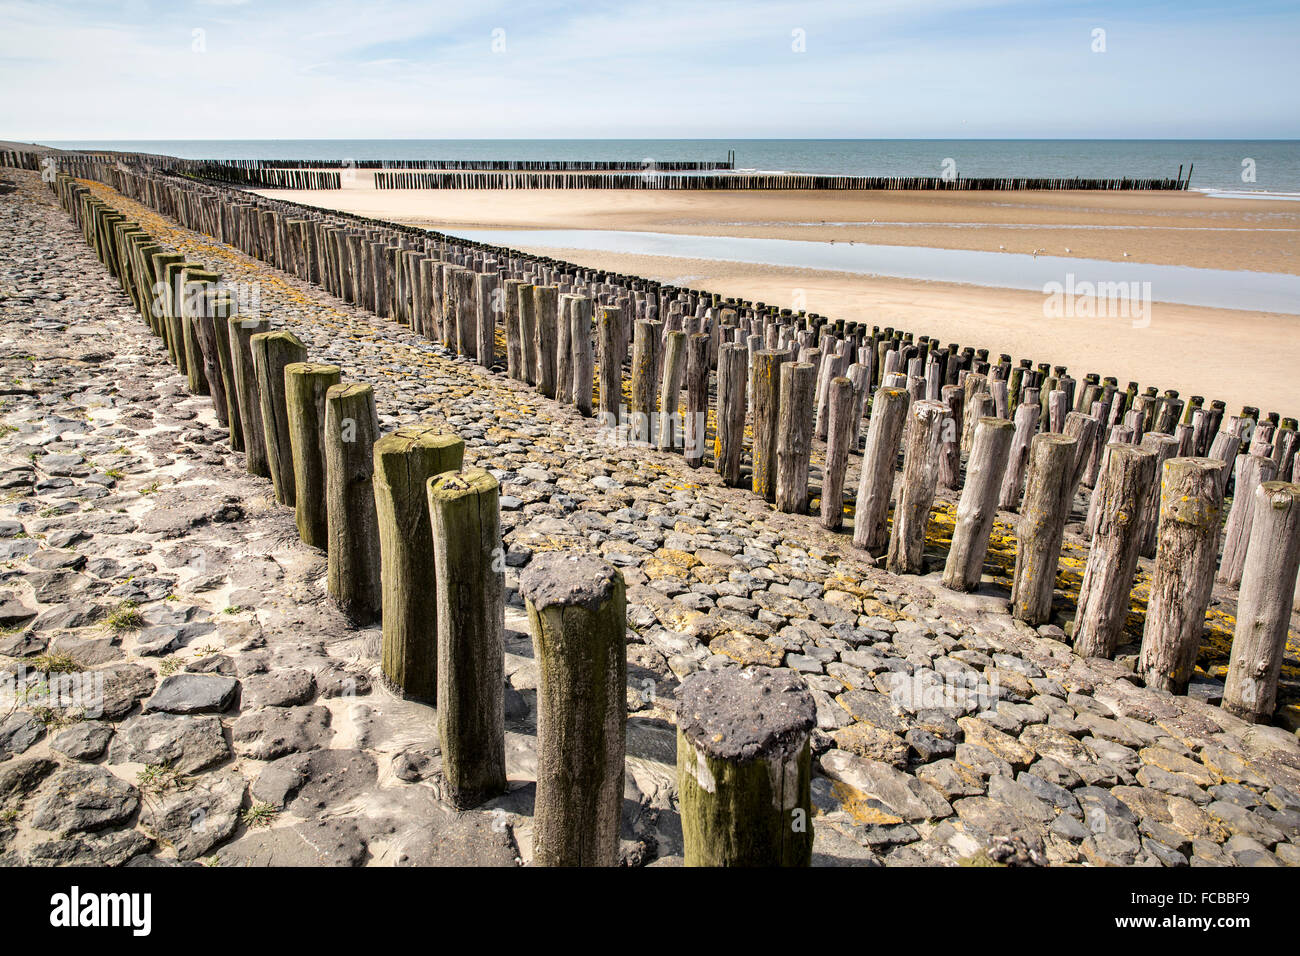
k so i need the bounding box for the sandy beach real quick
[260,181,1300,416]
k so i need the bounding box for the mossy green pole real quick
[285,362,342,548]
[428,468,507,808]
[677,666,815,867]
[324,383,381,624]
[250,329,308,506]
[519,552,626,867]
[374,426,464,702]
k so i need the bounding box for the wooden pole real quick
[229,317,270,477]
[571,295,594,416]
[535,285,559,398]
[1010,432,1078,625]
[374,427,465,702]
[657,330,687,452]
[886,399,949,574]
[1137,457,1225,694]
[428,468,507,808]
[520,552,627,867]
[597,305,622,422]
[250,329,308,506]
[1072,444,1157,658]
[518,282,538,386]
[998,403,1039,511]
[631,319,656,443]
[1134,432,1180,558]
[285,362,342,548]
[853,387,909,554]
[1222,481,1300,722]
[677,666,815,867]
[1218,452,1278,586]
[475,272,498,369]
[324,383,382,625]
[820,377,857,530]
[775,362,816,514]
[715,343,747,486]
[942,416,1014,591]
[684,332,710,468]
[751,349,788,501]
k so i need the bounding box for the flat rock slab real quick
[139,768,245,861]
[108,713,231,774]
[50,721,114,761]
[216,818,368,867]
[96,663,156,720]
[31,765,139,836]
[0,712,45,759]
[241,668,317,709]
[144,673,239,714]
[233,705,332,760]
[252,748,377,812]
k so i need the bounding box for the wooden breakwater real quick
[193,156,737,171]
[26,149,1300,737]
[374,170,1190,191]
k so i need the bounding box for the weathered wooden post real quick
[428,468,507,808]
[631,319,656,443]
[520,552,627,867]
[715,343,747,486]
[775,362,816,514]
[751,349,788,501]
[1071,444,1157,658]
[454,267,477,359]
[250,329,308,506]
[1137,458,1225,694]
[1218,452,1279,586]
[820,377,857,530]
[598,305,622,423]
[1135,432,1180,558]
[518,282,538,385]
[535,285,559,398]
[677,666,815,867]
[229,316,270,477]
[505,277,525,379]
[942,417,1014,591]
[853,387,909,554]
[938,384,964,490]
[571,295,594,416]
[323,383,381,624]
[657,330,687,451]
[1222,481,1300,722]
[374,427,465,701]
[475,272,498,369]
[285,362,342,548]
[556,296,575,401]
[886,399,949,574]
[684,332,710,468]
[1010,433,1078,625]
[998,402,1039,510]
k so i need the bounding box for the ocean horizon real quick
[39,138,1300,195]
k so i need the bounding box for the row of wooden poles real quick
[50,169,827,866]
[45,155,1300,731]
[193,157,737,171]
[373,171,1189,191]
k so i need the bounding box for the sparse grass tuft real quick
[105,600,144,632]
[136,763,187,795]
[30,652,81,674]
[241,802,277,829]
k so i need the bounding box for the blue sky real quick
[1,0,1296,139]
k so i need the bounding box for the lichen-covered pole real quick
[942,416,1014,591]
[886,399,949,574]
[1072,444,1157,658]
[285,362,342,548]
[853,386,909,555]
[1137,457,1225,694]
[373,427,465,701]
[428,468,507,808]
[250,329,308,506]
[715,342,747,486]
[677,666,815,867]
[820,376,857,529]
[775,362,816,514]
[1221,481,1300,722]
[1010,432,1078,625]
[229,316,270,478]
[520,553,627,867]
[324,383,381,624]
